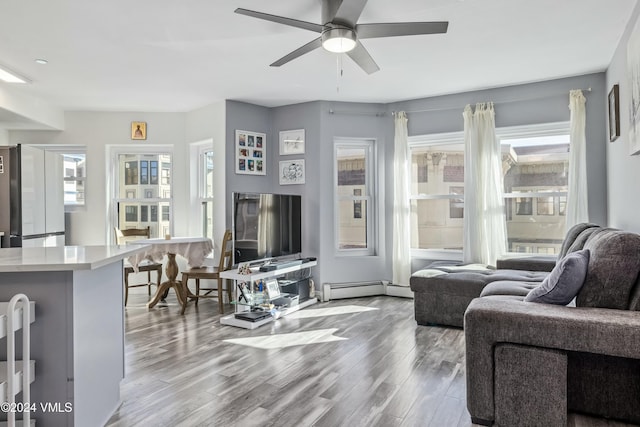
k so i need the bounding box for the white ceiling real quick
[0,0,637,115]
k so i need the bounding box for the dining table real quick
[127,236,214,312]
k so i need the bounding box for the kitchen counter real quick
[0,244,146,272]
[0,245,147,427]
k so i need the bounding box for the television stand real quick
[219,259,317,329]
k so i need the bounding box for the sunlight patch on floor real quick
[223,328,347,349]
[285,304,379,319]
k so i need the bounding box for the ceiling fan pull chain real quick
[336,54,342,93]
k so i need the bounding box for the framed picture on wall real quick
[131,122,147,140]
[279,129,305,155]
[279,159,305,185]
[236,130,266,175]
[628,17,640,154]
[609,84,621,142]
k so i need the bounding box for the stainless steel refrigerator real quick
[0,144,65,248]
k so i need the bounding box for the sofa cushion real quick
[558,223,600,258]
[481,280,540,298]
[578,229,640,309]
[525,249,590,305]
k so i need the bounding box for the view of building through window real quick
[63,153,86,206]
[200,150,214,241]
[335,141,374,254]
[116,153,172,238]
[409,129,569,254]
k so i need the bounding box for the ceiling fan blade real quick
[271,37,323,67]
[357,21,449,39]
[333,0,369,26]
[346,41,379,74]
[235,8,324,33]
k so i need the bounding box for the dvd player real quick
[234,311,272,322]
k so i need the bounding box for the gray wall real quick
[317,101,390,287]
[225,100,391,288]
[606,3,640,233]
[10,111,189,245]
[389,73,608,231]
[225,74,609,284]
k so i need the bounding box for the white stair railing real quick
[6,294,31,427]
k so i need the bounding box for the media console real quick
[219,259,318,329]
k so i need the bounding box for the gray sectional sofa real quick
[462,225,640,425]
[409,223,600,327]
[410,223,640,425]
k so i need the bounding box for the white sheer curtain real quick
[392,111,411,286]
[566,90,589,227]
[462,103,507,266]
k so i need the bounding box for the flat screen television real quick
[232,192,302,264]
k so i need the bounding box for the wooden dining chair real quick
[114,226,164,306]
[181,229,234,314]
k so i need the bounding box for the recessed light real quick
[35,59,48,65]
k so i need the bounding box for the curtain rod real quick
[392,87,592,116]
[327,109,387,117]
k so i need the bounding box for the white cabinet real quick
[44,151,64,235]
[19,146,46,237]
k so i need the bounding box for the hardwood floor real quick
[106,291,637,427]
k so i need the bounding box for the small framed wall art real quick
[279,129,305,155]
[236,130,266,175]
[608,84,621,142]
[131,121,147,140]
[279,159,305,185]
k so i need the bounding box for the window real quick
[112,152,172,239]
[63,152,86,208]
[200,150,215,240]
[140,160,148,185]
[161,163,170,185]
[409,123,570,256]
[501,127,570,255]
[335,140,376,255]
[150,161,158,185]
[409,137,465,252]
[353,189,362,219]
[125,161,138,185]
[125,205,137,222]
[449,186,464,219]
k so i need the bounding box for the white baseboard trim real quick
[385,284,414,299]
[321,281,414,301]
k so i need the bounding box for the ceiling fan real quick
[235,0,448,74]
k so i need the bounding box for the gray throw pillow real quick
[524,249,590,305]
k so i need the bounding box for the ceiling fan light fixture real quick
[322,27,357,53]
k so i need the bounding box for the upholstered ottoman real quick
[410,263,548,327]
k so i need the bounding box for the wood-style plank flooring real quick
[106,291,637,427]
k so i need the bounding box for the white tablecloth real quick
[127,237,213,269]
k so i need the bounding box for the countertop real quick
[0,245,149,272]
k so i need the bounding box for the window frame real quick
[408,122,571,260]
[62,150,87,211]
[408,131,466,260]
[107,145,174,244]
[498,122,570,255]
[334,138,377,257]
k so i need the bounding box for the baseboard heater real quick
[322,281,385,301]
